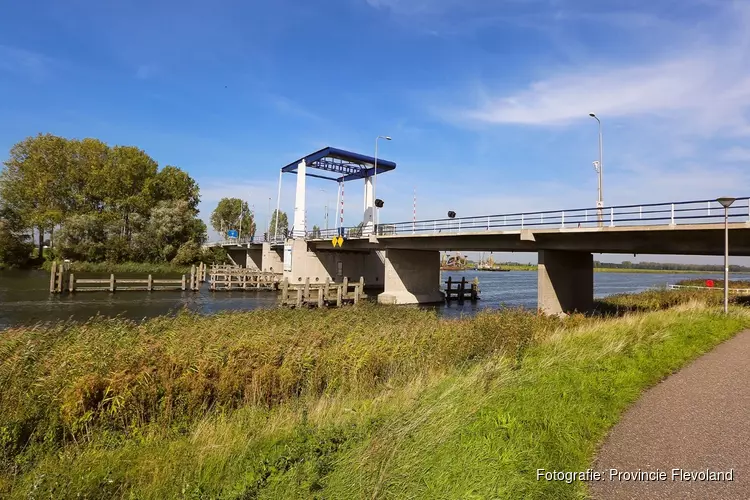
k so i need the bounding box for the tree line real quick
[0,134,212,267]
[593,260,750,272]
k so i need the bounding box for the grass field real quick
[1,290,747,498]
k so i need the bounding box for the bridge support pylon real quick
[537,250,593,315]
[262,242,284,273]
[378,249,444,305]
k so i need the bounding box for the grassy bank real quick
[39,260,192,275]
[1,291,748,498]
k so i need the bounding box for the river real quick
[1,269,747,329]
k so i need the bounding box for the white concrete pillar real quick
[363,176,375,235]
[292,159,307,239]
[537,250,593,315]
[378,249,444,304]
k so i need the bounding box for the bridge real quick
[207,146,750,315]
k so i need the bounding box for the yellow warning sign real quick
[331,237,338,247]
[336,236,344,247]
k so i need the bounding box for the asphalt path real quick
[590,329,750,499]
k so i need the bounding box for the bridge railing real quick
[203,234,287,247]
[308,197,750,239]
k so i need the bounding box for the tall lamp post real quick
[319,188,329,233]
[374,135,392,228]
[589,113,603,226]
[717,197,736,314]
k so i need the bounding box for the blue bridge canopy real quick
[281,146,396,182]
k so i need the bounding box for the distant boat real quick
[440,265,466,271]
[477,266,510,272]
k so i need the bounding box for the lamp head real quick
[717,197,736,208]
[589,113,596,118]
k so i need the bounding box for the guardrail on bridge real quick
[310,197,750,240]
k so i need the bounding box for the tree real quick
[269,209,288,238]
[0,134,71,255]
[311,225,321,238]
[147,165,200,212]
[210,198,255,238]
[99,145,159,239]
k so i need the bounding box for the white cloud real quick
[445,3,750,137]
[456,53,750,135]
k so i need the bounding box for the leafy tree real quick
[99,145,159,238]
[172,241,203,265]
[210,198,255,238]
[0,134,71,255]
[269,209,288,238]
[147,165,200,212]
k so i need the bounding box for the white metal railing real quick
[307,197,750,240]
[203,234,287,247]
[668,284,750,294]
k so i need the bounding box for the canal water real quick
[1,269,747,329]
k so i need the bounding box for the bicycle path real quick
[589,329,750,499]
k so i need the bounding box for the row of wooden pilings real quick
[50,262,208,293]
[280,276,365,308]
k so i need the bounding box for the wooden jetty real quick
[444,276,480,302]
[50,262,204,293]
[209,268,282,291]
[280,276,365,308]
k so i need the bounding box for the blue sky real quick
[2,0,750,264]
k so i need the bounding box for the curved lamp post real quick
[589,113,603,226]
[717,196,736,314]
[374,135,392,227]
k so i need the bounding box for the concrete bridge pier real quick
[282,239,386,288]
[537,250,593,316]
[378,249,445,305]
[262,243,284,274]
[226,247,263,269]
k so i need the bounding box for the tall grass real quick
[1,289,748,498]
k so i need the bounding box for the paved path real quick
[590,329,750,499]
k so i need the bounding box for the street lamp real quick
[319,188,329,233]
[589,113,603,226]
[717,196,736,314]
[374,135,392,227]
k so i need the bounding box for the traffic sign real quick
[227,229,238,238]
[331,237,338,247]
[336,236,344,247]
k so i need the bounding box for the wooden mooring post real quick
[279,276,365,308]
[444,276,480,303]
[49,261,70,293]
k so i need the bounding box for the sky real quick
[1,0,749,264]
